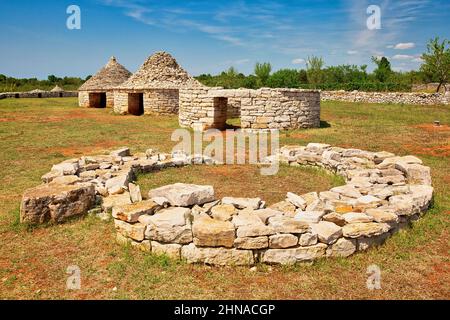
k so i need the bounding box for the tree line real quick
[0,75,90,93]
[196,37,450,92]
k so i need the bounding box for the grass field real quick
[0,97,448,299]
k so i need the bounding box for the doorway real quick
[89,92,107,108]
[212,97,228,130]
[128,93,144,116]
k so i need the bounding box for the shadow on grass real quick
[320,120,331,128]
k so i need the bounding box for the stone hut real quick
[113,51,203,116]
[51,85,64,97]
[51,85,64,92]
[79,56,132,108]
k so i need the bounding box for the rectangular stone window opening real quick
[212,97,228,130]
[128,93,144,116]
[89,92,107,108]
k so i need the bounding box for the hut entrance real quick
[128,93,144,116]
[212,97,228,130]
[89,92,107,108]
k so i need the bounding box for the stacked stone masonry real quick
[78,91,115,108]
[21,143,433,266]
[113,89,179,115]
[321,90,450,105]
[179,87,321,131]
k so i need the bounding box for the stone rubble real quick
[20,143,433,266]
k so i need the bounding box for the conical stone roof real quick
[118,51,203,90]
[79,56,132,91]
[51,85,64,92]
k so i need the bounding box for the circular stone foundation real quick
[179,87,321,131]
[21,143,433,266]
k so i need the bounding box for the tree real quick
[267,69,301,88]
[254,62,272,87]
[298,69,308,83]
[306,56,324,87]
[371,56,392,83]
[420,37,450,92]
[47,75,58,83]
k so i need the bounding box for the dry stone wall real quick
[78,91,89,107]
[21,144,433,266]
[0,91,77,100]
[144,89,179,114]
[179,87,321,131]
[113,91,128,113]
[113,89,179,114]
[227,97,241,118]
[321,90,449,105]
[78,91,115,108]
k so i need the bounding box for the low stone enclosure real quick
[20,144,433,265]
[321,90,450,105]
[0,90,77,100]
[179,87,321,131]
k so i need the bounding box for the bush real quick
[267,69,302,88]
[297,82,412,92]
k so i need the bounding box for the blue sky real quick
[1,0,449,79]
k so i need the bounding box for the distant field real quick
[0,97,448,299]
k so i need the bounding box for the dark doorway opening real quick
[59,93,63,98]
[128,93,144,116]
[212,97,228,130]
[14,94,19,98]
[89,92,107,108]
[37,93,42,98]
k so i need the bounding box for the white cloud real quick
[386,45,394,49]
[292,58,305,64]
[347,50,358,55]
[412,57,424,63]
[225,59,250,66]
[392,54,415,60]
[394,42,415,50]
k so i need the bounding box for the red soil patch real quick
[1,109,124,124]
[413,123,450,133]
[17,140,122,158]
[403,144,450,157]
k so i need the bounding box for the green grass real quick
[0,98,449,299]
